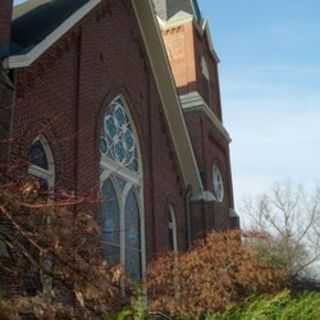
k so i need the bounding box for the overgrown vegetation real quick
[0,176,131,319]
[147,231,288,319]
[2,174,319,319]
[207,290,320,320]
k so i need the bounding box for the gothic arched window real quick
[168,205,178,252]
[100,96,144,280]
[28,135,55,192]
[27,135,55,294]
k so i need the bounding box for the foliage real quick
[103,286,149,320]
[207,290,320,320]
[0,177,132,319]
[242,182,320,279]
[147,231,288,319]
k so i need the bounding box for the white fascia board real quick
[180,91,232,143]
[3,0,101,69]
[132,0,203,194]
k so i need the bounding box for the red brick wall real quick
[193,27,223,120]
[162,22,198,94]
[161,19,236,231]
[11,1,187,261]
[0,0,12,48]
[185,112,234,231]
[161,21,223,120]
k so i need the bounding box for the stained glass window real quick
[125,189,141,280]
[100,98,138,172]
[100,96,143,280]
[101,179,121,266]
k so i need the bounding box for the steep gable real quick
[11,0,91,55]
[3,0,204,196]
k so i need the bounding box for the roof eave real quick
[3,0,101,69]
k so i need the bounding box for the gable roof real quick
[11,0,91,56]
[3,0,204,195]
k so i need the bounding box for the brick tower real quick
[154,0,240,230]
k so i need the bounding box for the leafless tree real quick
[241,181,320,280]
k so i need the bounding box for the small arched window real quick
[168,205,178,252]
[212,164,224,202]
[100,96,144,280]
[28,135,55,192]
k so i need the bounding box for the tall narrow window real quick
[125,188,141,280]
[168,205,178,252]
[27,136,55,294]
[101,179,121,266]
[100,96,144,280]
[29,135,55,192]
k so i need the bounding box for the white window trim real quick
[100,95,146,279]
[28,135,55,191]
[212,164,224,203]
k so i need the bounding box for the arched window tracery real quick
[212,163,224,203]
[99,96,144,280]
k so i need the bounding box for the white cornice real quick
[157,11,194,30]
[3,0,102,69]
[157,13,220,64]
[191,190,216,202]
[180,91,232,143]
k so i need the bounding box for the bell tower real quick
[153,0,223,119]
[153,0,239,231]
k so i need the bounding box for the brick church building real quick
[0,0,239,280]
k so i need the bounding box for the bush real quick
[147,231,288,319]
[207,290,320,320]
[0,177,132,319]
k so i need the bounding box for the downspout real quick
[74,30,82,196]
[147,70,156,257]
[184,184,192,250]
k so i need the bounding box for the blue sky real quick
[198,0,320,208]
[14,0,320,211]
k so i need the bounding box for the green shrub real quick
[207,290,320,320]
